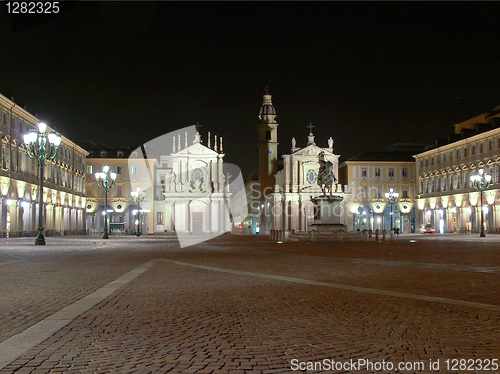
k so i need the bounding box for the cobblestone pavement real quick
[0,235,499,373]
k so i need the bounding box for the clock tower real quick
[258,87,279,197]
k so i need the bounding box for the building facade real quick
[256,91,351,233]
[0,93,88,237]
[415,107,500,233]
[339,146,422,233]
[154,131,232,236]
[84,144,156,235]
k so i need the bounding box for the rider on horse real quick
[317,151,337,196]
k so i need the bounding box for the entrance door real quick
[192,212,203,235]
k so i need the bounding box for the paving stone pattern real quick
[0,236,499,373]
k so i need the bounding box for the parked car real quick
[420,224,436,234]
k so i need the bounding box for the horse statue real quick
[317,151,337,196]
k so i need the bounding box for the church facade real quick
[256,91,352,233]
[155,130,233,236]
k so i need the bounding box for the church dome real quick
[259,90,277,120]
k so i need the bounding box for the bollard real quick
[382,230,386,241]
[368,229,372,239]
[375,229,379,241]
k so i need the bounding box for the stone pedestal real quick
[308,195,347,232]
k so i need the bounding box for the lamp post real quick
[23,122,61,245]
[385,187,399,232]
[95,166,116,239]
[131,187,145,236]
[470,168,491,237]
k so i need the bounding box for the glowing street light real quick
[470,168,491,237]
[23,122,61,245]
[95,165,116,239]
[131,187,145,236]
[385,187,399,231]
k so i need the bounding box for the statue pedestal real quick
[308,195,347,232]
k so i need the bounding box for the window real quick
[100,151,107,157]
[361,168,367,177]
[87,165,93,174]
[431,158,434,166]
[472,146,475,155]
[389,168,394,177]
[157,212,163,224]
[425,160,428,167]
[117,151,124,158]
[117,166,122,174]
[464,148,468,157]
[480,144,483,153]
[361,186,367,198]
[131,166,138,175]
[402,168,408,177]
[402,188,408,198]
[375,168,381,177]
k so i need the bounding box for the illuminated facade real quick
[415,107,500,233]
[155,131,232,236]
[0,93,87,237]
[339,146,422,233]
[84,145,156,235]
[257,91,351,233]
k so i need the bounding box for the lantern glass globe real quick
[38,122,47,133]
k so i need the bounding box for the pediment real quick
[291,145,334,157]
[174,142,219,157]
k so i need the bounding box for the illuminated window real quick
[86,165,92,174]
[157,212,163,224]
[131,166,138,175]
[361,168,367,177]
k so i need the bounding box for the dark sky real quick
[1,2,500,176]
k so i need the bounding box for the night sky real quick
[1,2,500,176]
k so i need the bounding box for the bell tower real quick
[257,87,278,197]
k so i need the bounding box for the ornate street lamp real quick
[470,168,491,237]
[131,187,145,236]
[23,122,61,245]
[385,187,399,232]
[95,165,116,239]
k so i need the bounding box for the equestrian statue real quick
[317,151,337,196]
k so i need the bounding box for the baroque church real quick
[257,90,352,234]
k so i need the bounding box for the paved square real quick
[0,235,499,373]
